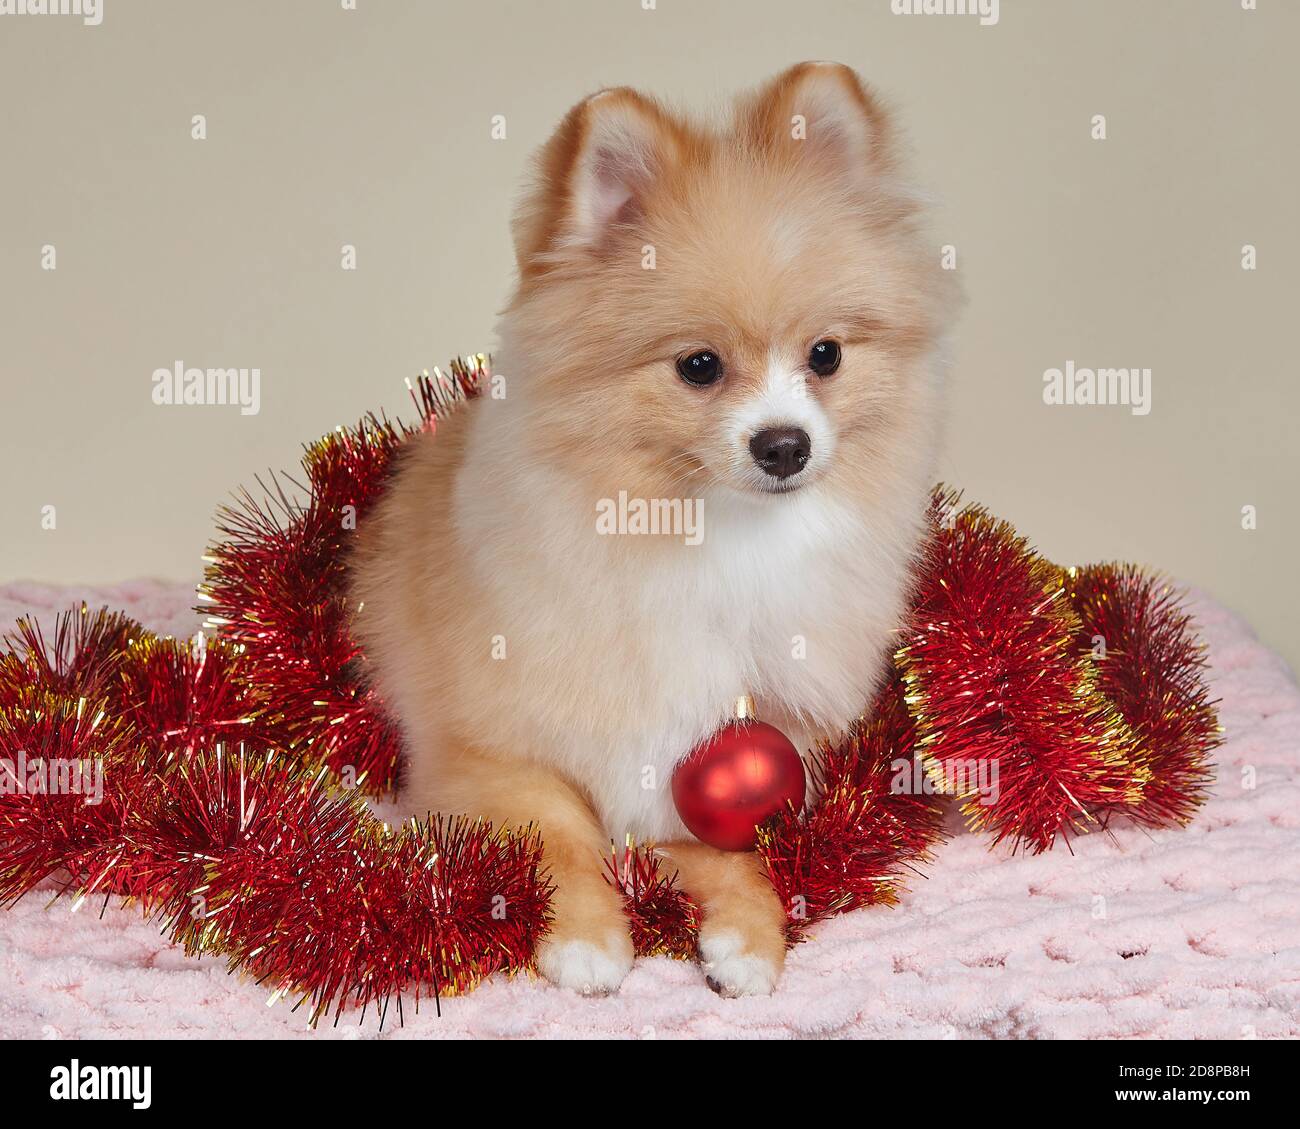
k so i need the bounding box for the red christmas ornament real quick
[672,697,806,851]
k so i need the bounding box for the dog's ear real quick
[513,88,687,277]
[739,62,894,180]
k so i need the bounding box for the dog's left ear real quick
[739,62,895,180]
[513,87,687,277]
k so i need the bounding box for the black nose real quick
[749,427,811,479]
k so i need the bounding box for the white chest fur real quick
[455,475,916,838]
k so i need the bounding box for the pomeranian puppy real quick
[351,62,956,997]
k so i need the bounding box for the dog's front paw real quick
[699,928,783,998]
[536,930,634,996]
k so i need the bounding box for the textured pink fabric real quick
[0,579,1297,1039]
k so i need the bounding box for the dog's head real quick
[499,62,956,505]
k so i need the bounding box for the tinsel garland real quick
[899,493,1218,852]
[0,609,551,1025]
[0,355,1220,1022]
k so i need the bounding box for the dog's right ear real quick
[739,62,895,182]
[513,88,687,278]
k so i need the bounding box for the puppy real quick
[350,62,956,996]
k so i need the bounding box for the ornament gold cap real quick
[734,695,756,721]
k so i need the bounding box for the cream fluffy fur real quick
[350,63,958,995]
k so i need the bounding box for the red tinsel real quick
[898,493,1218,853]
[0,605,550,1025]
[0,357,1219,1022]
[195,359,482,795]
[0,683,142,906]
[608,841,703,960]
[758,675,945,943]
[1065,563,1218,827]
[899,496,1141,852]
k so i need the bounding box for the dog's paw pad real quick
[699,928,780,998]
[536,934,633,996]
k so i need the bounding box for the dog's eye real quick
[809,340,842,377]
[677,350,722,387]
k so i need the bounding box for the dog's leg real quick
[405,744,634,995]
[658,843,788,997]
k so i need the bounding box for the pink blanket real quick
[1,579,1297,1039]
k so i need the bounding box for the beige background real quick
[0,0,1296,672]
